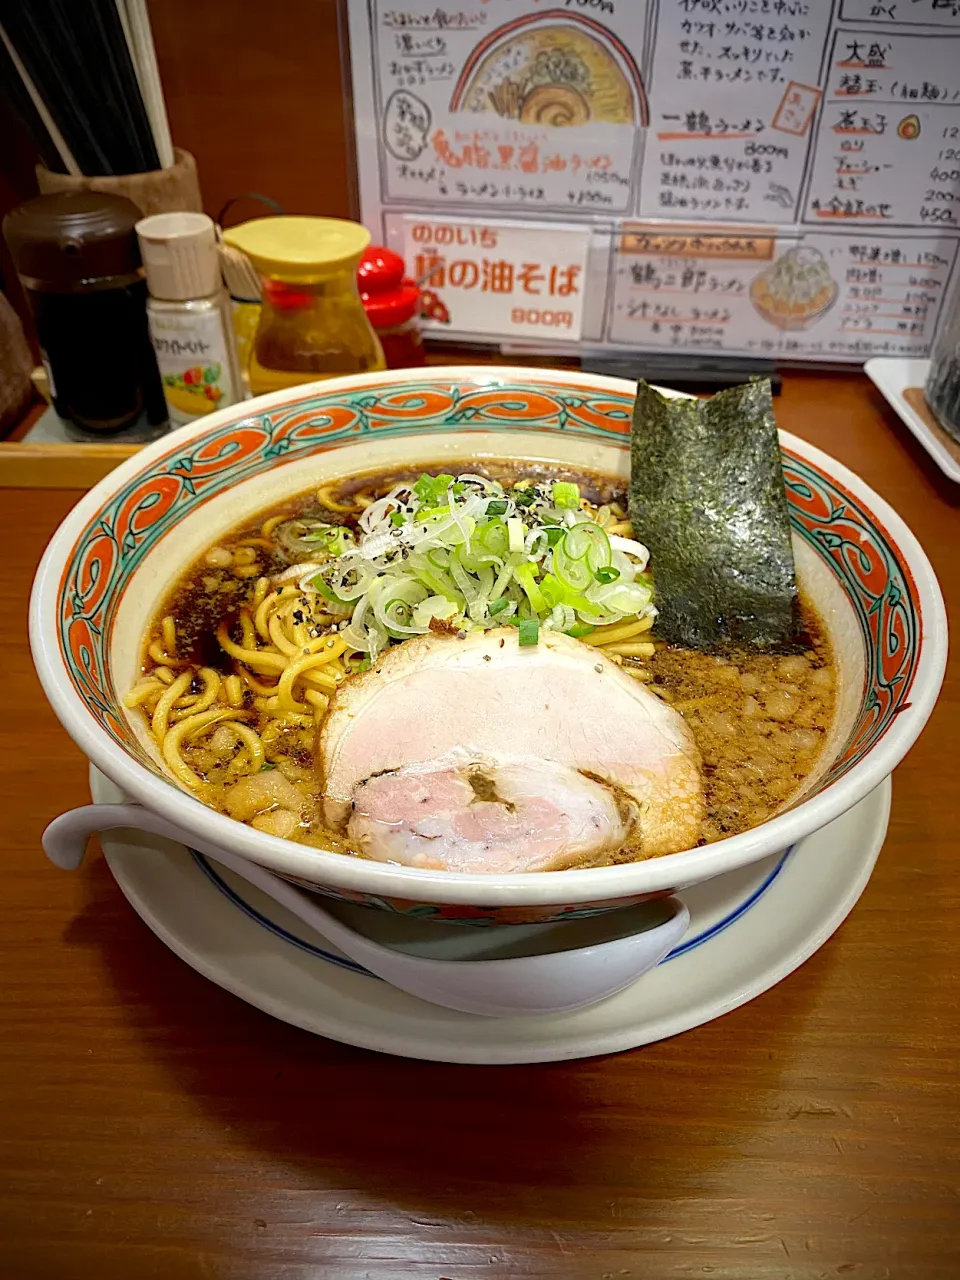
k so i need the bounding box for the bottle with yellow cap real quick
[221,216,385,396]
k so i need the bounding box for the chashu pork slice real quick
[318,627,703,874]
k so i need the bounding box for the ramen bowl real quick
[30,368,946,925]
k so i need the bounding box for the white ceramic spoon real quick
[43,804,690,1018]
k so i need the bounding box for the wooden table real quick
[1,370,957,1280]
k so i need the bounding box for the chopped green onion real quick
[414,473,454,506]
[416,504,452,521]
[540,574,592,612]
[552,481,580,509]
[518,617,539,646]
[303,525,354,555]
[489,557,516,603]
[514,562,546,613]
[312,576,348,605]
[476,518,510,557]
[412,595,459,627]
[539,574,564,609]
[299,470,654,658]
[553,522,611,592]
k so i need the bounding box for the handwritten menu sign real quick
[347,0,960,361]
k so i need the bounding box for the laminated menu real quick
[347,0,960,360]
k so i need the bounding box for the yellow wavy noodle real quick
[606,641,656,659]
[317,484,356,514]
[162,707,249,791]
[583,615,655,647]
[124,677,165,708]
[252,576,270,610]
[151,670,193,737]
[147,638,178,667]
[221,675,243,707]
[134,588,353,814]
[241,668,282,696]
[221,721,265,773]
[170,668,220,719]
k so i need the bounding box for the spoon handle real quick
[42,802,377,964]
[42,803,691,1018]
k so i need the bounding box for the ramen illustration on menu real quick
[750,246,839,331]
[450,16,648,128]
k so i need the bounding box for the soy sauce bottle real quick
[3,192,167,434]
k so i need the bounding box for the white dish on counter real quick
[865,356,960,483]
[91,766,891,1065]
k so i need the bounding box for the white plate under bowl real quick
[90,766,891,1064]
[865,356,960,483]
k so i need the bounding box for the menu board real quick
[346,0,960,362]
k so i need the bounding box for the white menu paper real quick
[347,0,960,361]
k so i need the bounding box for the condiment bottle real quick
[136,213,243,425]
[217,239,263,396]
[358,246,425,369]
[221,217,385,395]
[2,192,166,434]
[925,278,960,443]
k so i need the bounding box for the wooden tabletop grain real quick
[1,369,958,1280]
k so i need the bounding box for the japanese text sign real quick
[403,217,590,340]
[349,0,960,362]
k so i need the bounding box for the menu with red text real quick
[347,0,960,360]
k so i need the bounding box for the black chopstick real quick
[0,0,159,176]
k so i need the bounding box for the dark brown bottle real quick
[3,192,167,434]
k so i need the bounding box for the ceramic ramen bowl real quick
[30,368,946,925]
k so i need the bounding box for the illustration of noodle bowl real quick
[750,247,839,332]
[450,13,648,129]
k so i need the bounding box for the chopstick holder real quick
[35,146,202,218]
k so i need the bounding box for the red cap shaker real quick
[357,246,425,368]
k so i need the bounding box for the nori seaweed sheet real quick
[629,378,799,651]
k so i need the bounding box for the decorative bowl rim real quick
[29,365,948,906]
